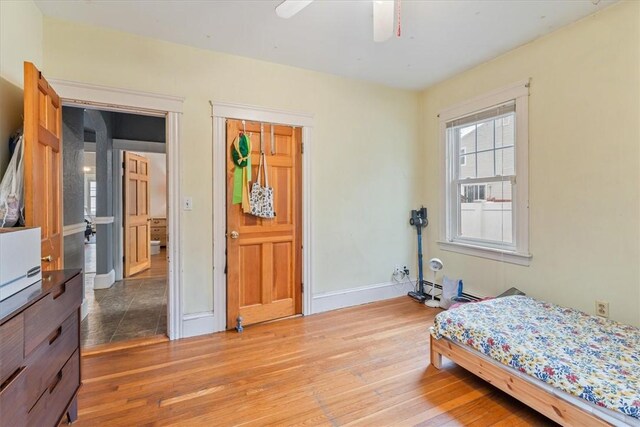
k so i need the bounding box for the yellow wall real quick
[4,0,638,326]
[420,1,640,326]
[0,0,43,174]
[41,18,421,314]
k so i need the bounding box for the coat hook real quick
[270,124,276,156]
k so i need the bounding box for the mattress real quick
[431,296,640,424]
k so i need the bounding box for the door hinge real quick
[301,282,304,293]
[301,142,304,154]
[122,256,125,262]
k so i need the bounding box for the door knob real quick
[230,231,240,239]
[41,255,53,262]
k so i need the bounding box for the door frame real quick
[211,102,314,332]
[50,79,184,340]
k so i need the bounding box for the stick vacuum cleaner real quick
[408,207,428,303]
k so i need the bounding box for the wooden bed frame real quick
[430,334,611,426]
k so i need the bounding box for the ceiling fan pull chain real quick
[397,0,401,37]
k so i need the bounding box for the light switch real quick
[183,197,193,211]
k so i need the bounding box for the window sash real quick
[451,114,516,181]
[450,178,517,249]
[447,110,517,250]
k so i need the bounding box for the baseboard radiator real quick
[423,281,481,302]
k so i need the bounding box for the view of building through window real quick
[453,112,515,244]
[89,180,97,215]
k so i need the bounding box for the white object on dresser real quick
[0,227,42,301]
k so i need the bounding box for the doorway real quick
[75,108,169,347]
[211,103,313,332]
[53,78,183,341]
[225,119,302,330]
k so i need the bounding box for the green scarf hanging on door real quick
[231,133,252,213]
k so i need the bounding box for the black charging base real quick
[407,291,427,303]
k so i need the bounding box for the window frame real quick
[438,81,531,266]
[459,147,467,166]
[89,180,97,216]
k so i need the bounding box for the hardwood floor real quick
[73,297,555,426]
[131,247,168,279]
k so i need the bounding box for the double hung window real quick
[439,82,531,265]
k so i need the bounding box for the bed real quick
[430,296,640,426]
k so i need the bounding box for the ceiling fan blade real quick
[275,0,315,19]
[373,0,394,43]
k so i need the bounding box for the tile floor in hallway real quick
[81,275,167,347]
[82,241,168,347]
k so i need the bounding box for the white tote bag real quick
[250,152,275,218]
[0,136,25,228]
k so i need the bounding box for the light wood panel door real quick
[124,152,151,277]
[23,62,63,271]
[226,120,302,329]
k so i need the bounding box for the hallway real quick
[82,243,167,347]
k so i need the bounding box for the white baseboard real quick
[93,269,115,289]
[180,282,414,339]
[183,312,216,338]
[312,280,415,314]
[80,298,89,320]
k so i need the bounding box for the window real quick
[89,181,97,215]
[439,82,531,265]
[462,184,486,203]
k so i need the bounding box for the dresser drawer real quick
[151,218,166,226]
[25,312,78,407]
[24,273,82,356]
[0,366,27,426]
[151,226,166,234]
[0,314,24,386]
[28,349,80,427]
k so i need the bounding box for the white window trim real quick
[89,180,97,216]
[438,80,531,266]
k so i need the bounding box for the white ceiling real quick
[35,0,618,90]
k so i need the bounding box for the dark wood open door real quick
[23,62,63,271]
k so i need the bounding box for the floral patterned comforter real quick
[431,296,640,419]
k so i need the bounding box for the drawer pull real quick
[52,283,66,300]
[0,367,24,393]
[27,265,41,277]
[48,326,63,345]
[49,371,63,393]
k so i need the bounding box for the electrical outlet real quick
[595,301,609,318]
[393,265,409,280]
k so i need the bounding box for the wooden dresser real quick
[0,269,82,426]
[150,217,167,247]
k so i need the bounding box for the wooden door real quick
[123,152,151,277]
[226,120,302,329]
[23,62,63,271]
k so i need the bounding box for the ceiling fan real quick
[275,0,400,43]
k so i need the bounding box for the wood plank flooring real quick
[73,297,556,426]
[131,248,168,279]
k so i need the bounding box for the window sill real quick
[437,241,532,266]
